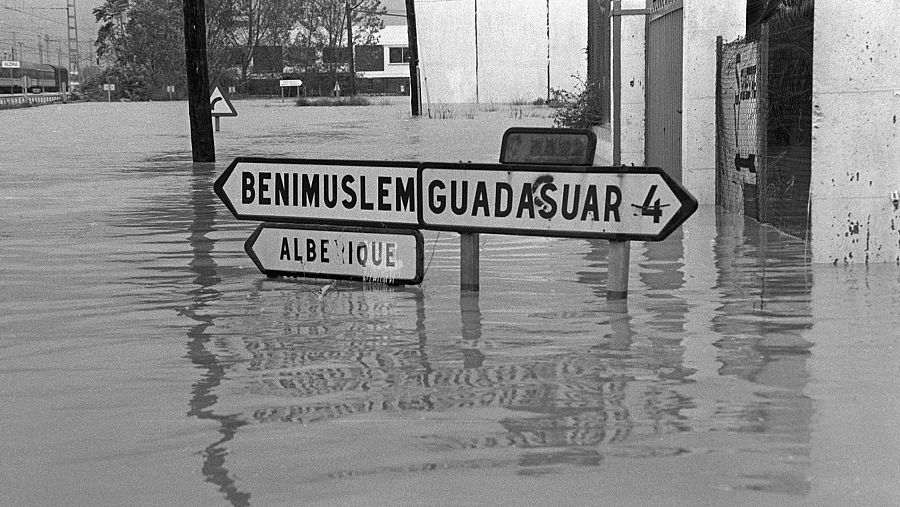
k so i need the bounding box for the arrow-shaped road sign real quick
[418,162,698,242]
[244,223,424,285]
[214,157,420,227]
[210,86,237,117]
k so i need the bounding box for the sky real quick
[2,0,409,63]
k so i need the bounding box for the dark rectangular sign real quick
[499,127,597,165]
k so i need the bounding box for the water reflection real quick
[185,162,250,506]
[711,210,813,495]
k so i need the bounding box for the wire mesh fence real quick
[716,2,813,239]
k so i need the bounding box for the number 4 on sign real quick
[632,185,670,223]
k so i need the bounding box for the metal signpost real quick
[279,79,303,102]
[214,157,420,227]
[209,86,237,131]
[102,83,115,101]
[244,224,424,285]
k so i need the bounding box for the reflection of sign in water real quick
[244,223,423,284]
[418,163,697,242]
[214,157,420,227]
[500,127,596,165]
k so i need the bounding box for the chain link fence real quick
[716,1,813,238]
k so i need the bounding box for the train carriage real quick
[0,61,69,94]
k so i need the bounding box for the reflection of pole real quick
[460,292,484,368]
[404,0,420,116]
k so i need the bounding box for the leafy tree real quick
[293,0,385,79]
[94,0,186,100]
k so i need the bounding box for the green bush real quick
[295,96,370,107]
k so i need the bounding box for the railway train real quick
[0,61,69,94]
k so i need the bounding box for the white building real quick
[414,0,588,104]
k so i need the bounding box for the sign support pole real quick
[607,1,629,301]
[460,232,480,291]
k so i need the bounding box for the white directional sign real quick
[245,224,424,284]
[279,79,303,87]
[214,157,420,227]
[418,162,697,241]
[1,60,20,68]
[209,86,237,117]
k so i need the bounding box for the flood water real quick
[1,99,898,506]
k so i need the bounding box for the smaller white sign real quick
[245,224,423,285]
[166,85,175,93]
[102,83,115,91]
[279,79,303,87]
[1,60,21,68]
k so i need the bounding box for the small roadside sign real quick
[279,79,303,87]
[1,60,21,68]
[418,162,697,241]
[500,127,596,165]
[209,86,237,117]
[214,157,420,227]
[244,223,424,285]
[102,83,115,91]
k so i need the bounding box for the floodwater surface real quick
[1,99,898,506]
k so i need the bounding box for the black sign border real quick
[214,156,421,228]
[417,162,698,242]
[499,127,597,165]
[244,223,425,285]
[210,87,238,117]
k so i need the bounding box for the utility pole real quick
[183,0,215,162]
[404,0,420,116]
[346,1,356,96]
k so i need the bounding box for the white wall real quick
[618,7,645,166]
[549,0,588,94]
[414,0,586,104]
[810,0,900,264]
[477,0,548,103]
[681,1,745,205]
[416,0,478,103]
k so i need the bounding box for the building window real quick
[388,47,410,64]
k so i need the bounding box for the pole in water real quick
[182,0,215,162]
[460,232,480,291]
[404,0,421,116]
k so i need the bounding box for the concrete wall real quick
[618,2,646,166]
[549,0,589,94]
[416,0,478,103]
[681,2,745,205]
[415,0,586,104]
[477,0,548,103]
[811,0,900,264]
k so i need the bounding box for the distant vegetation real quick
[296,96,370,106]
[88,0,386,101]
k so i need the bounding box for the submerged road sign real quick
[214,157,420,227]
[418,162,697,241]
[210,86,237,117]
[245,224,424,285]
